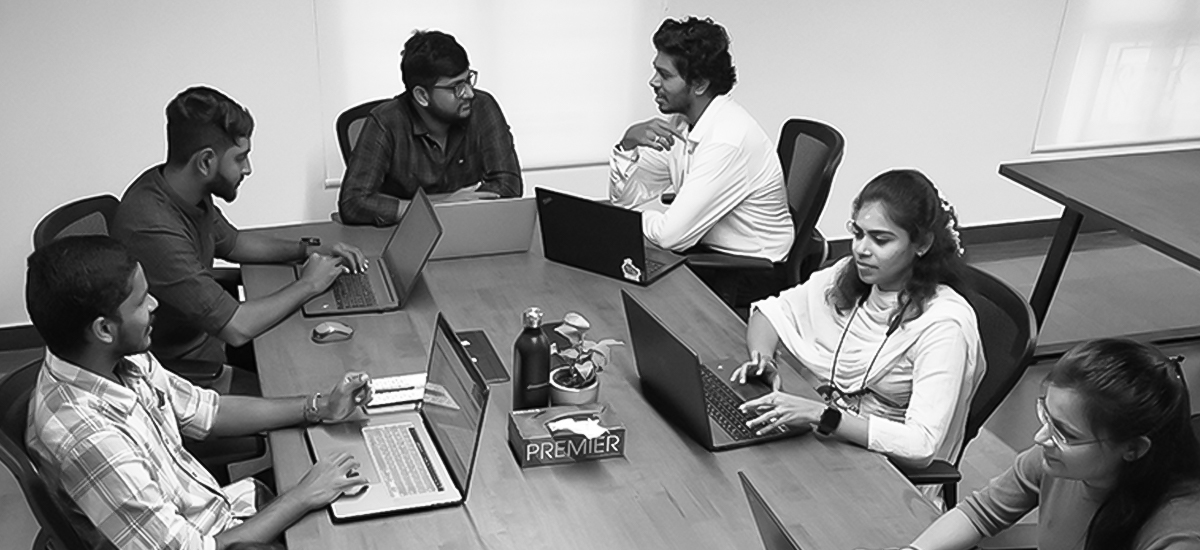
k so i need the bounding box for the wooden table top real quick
[1000,147,1200,271]
[241,221,939,550]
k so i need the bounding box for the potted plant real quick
[548,312,624,405]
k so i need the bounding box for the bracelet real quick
[303,392,324,424]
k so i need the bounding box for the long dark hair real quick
[1046,339,1200,550]
[827,169,966,324]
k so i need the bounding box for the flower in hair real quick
[938,196,964,257]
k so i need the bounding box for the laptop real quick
[305,313,490,521]
[300,188,443,317]
[431,196,537,260]
[535,187,686,285]
[740,471,802,550]
[621,290,808,451]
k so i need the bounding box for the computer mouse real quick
[312,321,354,343]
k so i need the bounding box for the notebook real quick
[621,290,807,451]
[305,313,489,520]
[300,188,442,317]
[535,187,685,285]
[430,196,537,260]
[739,471,802,550]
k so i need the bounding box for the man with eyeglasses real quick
[338,30,522,226]
[609,17,793,308]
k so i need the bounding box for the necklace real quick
[817,295,908,410]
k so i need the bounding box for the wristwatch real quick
[817,406,842,436]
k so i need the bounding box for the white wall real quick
[1,0,1070,327]
[666,0,1068,234]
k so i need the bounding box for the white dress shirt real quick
[609,95,793,262]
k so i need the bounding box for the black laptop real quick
[535,187,685,285]
[740,471,803,550]
[621,290,808,451]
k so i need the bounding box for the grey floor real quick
[4,231,1200,546]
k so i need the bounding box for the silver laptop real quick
[740,471,802,550]
[305,313,490,520]
[300,188,442,317]
[431,196,537,260]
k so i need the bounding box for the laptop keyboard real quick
[363,423,443,498]
[332,272,377,308]
[698,367,783,441]
[645,258,666,276]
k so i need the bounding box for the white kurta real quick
[753,257,985,467]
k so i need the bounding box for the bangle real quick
[303,392,323,424]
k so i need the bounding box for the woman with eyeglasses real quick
[731,169,985,502]
[891,339,1200,550]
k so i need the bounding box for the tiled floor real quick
[4,231,1200,545]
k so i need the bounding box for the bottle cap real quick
[521,307,543,329]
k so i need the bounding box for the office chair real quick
[0,360,91,550]
[33,195,268,485]
[336,98,389,163]
[890,264,1038,508]
[685,119,844,309]
[331,98,390,224]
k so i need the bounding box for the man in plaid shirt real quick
[337,30,522,226]
[25,236,373,550]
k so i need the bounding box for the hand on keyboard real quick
[294,451,368,510]
[730,351,781,392]
[299,252,350,292]
[738,391,824,437]
[330,242,368,274]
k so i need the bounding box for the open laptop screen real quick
[424,315,489,494]
[382,189,443,304]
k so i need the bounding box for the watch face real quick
[818,407,842,435]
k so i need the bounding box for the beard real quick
[210,172,241,203]
[426,99,472,124]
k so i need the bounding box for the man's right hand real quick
[298,252,348,292]
[619,119,684,152]
[293,452,368,510]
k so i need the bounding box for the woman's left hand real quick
[738,391,826,436]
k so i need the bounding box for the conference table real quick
[999,147,1200,340]
[241,220,940,550]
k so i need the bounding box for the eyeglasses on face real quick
[429,70,478,99]
[1036,397,1104,448]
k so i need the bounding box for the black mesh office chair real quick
[331,98,390,224]
[32,195,267,485]
[686,119,844,310]
[336,98,389,163]
[890,265,1039,508]
[0,360,91,550]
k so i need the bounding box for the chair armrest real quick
[978,523,1038,550]
[684,252,775,271]
[161,359,224,383]
[889,457,962,485]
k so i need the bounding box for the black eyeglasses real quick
[429,70,478,99]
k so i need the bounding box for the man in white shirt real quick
[610,16,793,306]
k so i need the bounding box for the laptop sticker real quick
[621,258,643,282]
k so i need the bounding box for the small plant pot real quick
[548,366,600,406]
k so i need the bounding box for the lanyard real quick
[818,297,908,410]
